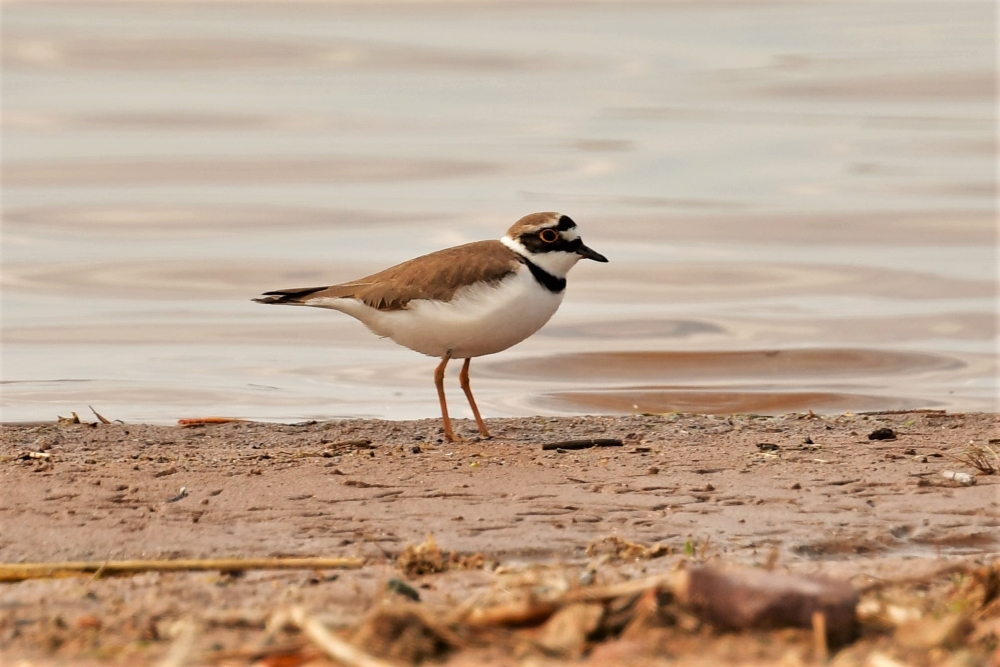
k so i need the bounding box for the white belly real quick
[318,268,563,358]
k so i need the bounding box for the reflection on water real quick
[484,349,967,416]
[483,349,964,383]
[545,390,928,417]
[1,2,996,423]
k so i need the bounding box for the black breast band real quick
[522,257,566,293]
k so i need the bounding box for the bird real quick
[254,212,608,441]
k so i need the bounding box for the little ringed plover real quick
[254,212,607,441]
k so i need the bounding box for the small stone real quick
[868,427,896,441]
[676,566,858,645]
[386,577,421,602]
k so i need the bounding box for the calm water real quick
[2,1,996,423]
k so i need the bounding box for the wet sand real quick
[1,411,997,665]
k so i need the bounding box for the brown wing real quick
[254,240,522,311]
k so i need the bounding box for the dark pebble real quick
[387,577,421,601]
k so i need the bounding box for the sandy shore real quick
[1,410,997,665]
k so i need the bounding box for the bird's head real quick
[501,212,608,277]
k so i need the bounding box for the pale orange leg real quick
[434,353,461,442]
[459,358,490,438]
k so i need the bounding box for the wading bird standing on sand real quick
[255,212,607,441]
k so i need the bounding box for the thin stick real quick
[541,439,623,451]
[463,572,682,627]
[812,611,829,662]
[89,405,111,424]
[177,417,248,426]
[857,409,946,416]
[566,572,681,603]
[856,561,974,594]
[85,559,110,586]
[465,598,559,628]
[0,556,366,582]
[290,607,396,667]
[202,641,310,663]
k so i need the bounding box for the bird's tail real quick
[253,286,328,305]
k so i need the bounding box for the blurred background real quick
[2,1,996,423]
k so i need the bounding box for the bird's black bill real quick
[576,243,608,262]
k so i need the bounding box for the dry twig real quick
[177,417,248,426]
[812,611,829,661]
[542,439,623,451]
[288,606,396,667]
[89,405,112,424]
[949,444,999,475]
[856,562,976,595]
[0,556,365,582]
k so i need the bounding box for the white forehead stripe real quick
[561,228,579,242]
[500,235,529,257]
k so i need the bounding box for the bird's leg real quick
[435,352,461,442]
[459,358,491,438]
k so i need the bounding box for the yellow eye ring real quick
[539,229,559,243]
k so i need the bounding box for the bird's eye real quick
[539,229,559,243]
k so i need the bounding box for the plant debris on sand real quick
[396,534,487,576]
[0,411,997,665]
